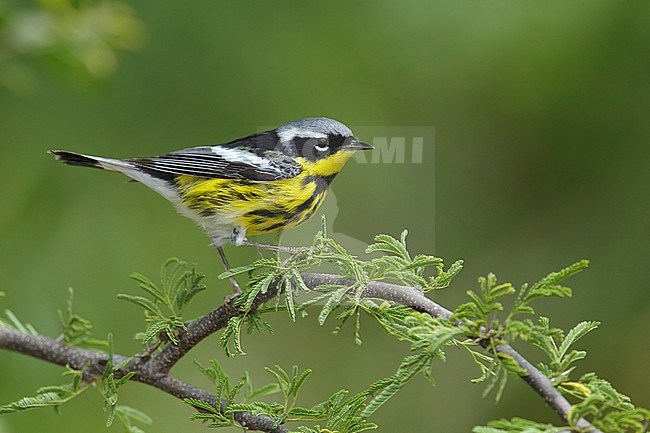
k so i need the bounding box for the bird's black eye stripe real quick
[292,137,321,147]
[292,137,326,161]
[328,134,347,150]
[291,134,351,161]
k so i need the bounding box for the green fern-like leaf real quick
[365,231,411,260]
[0,380,90,414]
[318,285,351,325]
[114,405,153,433]
[219,316,245,356]
[473,417,566,433]
[117,294,164,318]
[556,321,599,364]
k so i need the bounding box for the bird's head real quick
[276,117,373,177]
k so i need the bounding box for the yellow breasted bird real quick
[50,117,373,295]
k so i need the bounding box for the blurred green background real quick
[1,1,649,432]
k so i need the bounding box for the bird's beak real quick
[343,139,374,151]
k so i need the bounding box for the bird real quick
[49,117,374,296]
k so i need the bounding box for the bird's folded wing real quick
[128,146,299,182]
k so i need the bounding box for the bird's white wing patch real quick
[130,145,299,181]
[210,146,273,170]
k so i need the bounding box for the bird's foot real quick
[229,226,247,246]
[224,280,243,305]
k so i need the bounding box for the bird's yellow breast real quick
[175,173,324,234]
[174,150,354,235]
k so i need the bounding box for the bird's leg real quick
[230,227,309,254]
[215,244,242,301]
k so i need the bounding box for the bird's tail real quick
[49,150,179,202]
[49,150,132,172]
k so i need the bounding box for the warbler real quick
[50,117,373,295]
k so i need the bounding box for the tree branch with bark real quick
[1,230,648,433]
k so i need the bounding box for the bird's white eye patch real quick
[278,128,327,142]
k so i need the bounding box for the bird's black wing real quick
[128,132,300,182]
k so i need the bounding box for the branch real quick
[302,274,599,432]
[147,284,281,374]
[0,272,601,433]
[0,327,288,433]
[146,271,599,431]
[304,274,597,431]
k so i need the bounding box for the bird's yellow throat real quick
[296,150,356,177]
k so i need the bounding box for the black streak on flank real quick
[199,209,215,217]
[245,208,290,220]
[263,221,288,232]
[293,193,318,216]
[320,173,337,185]
[302,174,337,188]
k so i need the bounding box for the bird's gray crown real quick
[276,117,353,140]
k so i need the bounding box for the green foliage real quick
[99,333,135,427]
[292,388,378,433]
[2,229,648,433]
[213,228,468,426]
[307,227,463,346]
[262,365,312,425]
[0,293,5,328]
[364,230,463,291]
[217,256,296,356]
[453,273,516,331]
[118,258,206,346]
[0,367,89,414]
[226,251,319,323]
[0,296,150,429]
[453,261,588,332]
[185,359,246,428]
[533,318,600,386]
[212,227,648,432]
[219,310,274,357]
[187,360,377,433]
[458,264,649,433]
[4,287,107,350]
[114,406,154,433]
[509,260,587,320]
[220,225,463,358]
[474,373,650,433]
[186,361,313,428]
[1,308,38,334]
[473,417,566,433]
[58,287,107,349]
[566,373,650,433]
[449,263,592,400]
[215,228,468,423]
[360,312,466,417]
